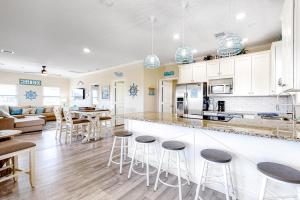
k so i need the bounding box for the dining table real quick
[71,109,110,143]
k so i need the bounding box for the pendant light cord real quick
[182,1,185,46]
[151,18,154,55]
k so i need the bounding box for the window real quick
[91,85,99,105]
[43,87,60,106]
[0,84,17,106]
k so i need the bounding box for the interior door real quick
[114,81,125,126]
[162,80,173,113]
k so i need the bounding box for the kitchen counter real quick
[124,112,300,142]
[124,112,300,200]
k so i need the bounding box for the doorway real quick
[159,79,177,113]
[114,81,125,126]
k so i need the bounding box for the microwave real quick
[208,78,233,94]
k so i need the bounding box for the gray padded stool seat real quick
[195,149,235,200]
[108,130,133,174]
[257,162,300,200]
[201,149,232,163]
[162,140,186,151]
[113,130,133,137]
[257,162,300,184]
[135,135,156,143]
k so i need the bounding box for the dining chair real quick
[98,110,113,137]
[63,110,90,144]
[53,106,64,140]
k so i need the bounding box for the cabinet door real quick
[219,58,234,78]
[271,41,283,94]
[206,60,220,79]
[252,52,271,96]
[281,0,294,90]
[192,62,207,82]
[178,65,193,84]
[234,56,252,96]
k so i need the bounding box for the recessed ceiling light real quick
[0,49,15,54]
[236,12,246,20]
[242,38,249,44]
[83,48,91,54]
[173,34,180,40]
[192,49,197,54]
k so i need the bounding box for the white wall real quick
[70,61,147,114]
[0,71,70,106]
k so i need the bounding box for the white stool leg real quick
[146,144,150,186]
[182,150,190,185]
[227,164,236,200]
[201,161,208,191]
[258,176,267,200]
[65,126,69,144]
[194,160,206,200]
[128,142,137,179]
[108,137,117,167]
[177,151,182,200]
[154,149,165,191]
[165,151,170,178]
[59,123,63,141]
[120,138,124,174]
[223,165,230,200]
[297,186,300,200]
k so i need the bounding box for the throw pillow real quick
[10,107,23,115]
[30,108,36,114]
[44,107,53,113]
[22,108,31,115]
[36,107,45,114]
[0,105,9,113]
[0,109,11,118]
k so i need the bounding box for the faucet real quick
[276,91,297,137]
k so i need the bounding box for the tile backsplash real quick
[209,96,292,113]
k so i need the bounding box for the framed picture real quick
[101,85,110,99]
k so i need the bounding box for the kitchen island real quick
[124,112,300,200]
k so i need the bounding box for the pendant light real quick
[216,0,243,57]
[175,1,194,64]
[144,16,160,69]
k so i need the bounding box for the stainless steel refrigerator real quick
[176,82,208,118]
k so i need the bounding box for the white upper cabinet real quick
[178,64,193,84]
[192,62,207,82]
[251,52,271,95]
[270,41,283,94]
[207,60,220,79]
[234,56,252,96]
[219,58,235,78]
[280,0,300,91]
[178,62,207,84]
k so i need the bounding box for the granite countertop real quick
[124,112,300,142]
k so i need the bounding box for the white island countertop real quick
[124,112,300,200]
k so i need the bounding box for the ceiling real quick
[0,0,284,77]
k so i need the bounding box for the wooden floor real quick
[0,126,225,200]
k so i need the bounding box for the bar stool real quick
[154,140,191,200]
[257,162,300,200]
[107,130,133,174]
[128,135,158,186]
[194,149,236,200]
